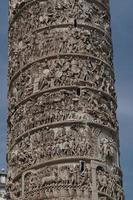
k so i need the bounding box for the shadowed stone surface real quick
[7,0,124,199]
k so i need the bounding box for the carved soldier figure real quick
[38,69,50,90]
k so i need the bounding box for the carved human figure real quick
[100,138,115,162]
[97,170,108,193]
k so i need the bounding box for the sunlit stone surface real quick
[7,0,124,199]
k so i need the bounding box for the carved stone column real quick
[8,0,124,199]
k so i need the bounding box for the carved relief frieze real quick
[8,125,97,176]
[8,0,124,199]
[96,166,124,200]
[8,56,115,107]
[8,87,117,147]
[98,131,119,165]
[9,27,112,81]
[6,175,22,200]
[9,0,110,35]
[7,161,92,200]
[8,123,118,179]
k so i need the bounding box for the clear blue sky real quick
[0,0,133,199]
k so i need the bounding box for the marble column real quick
[7,0,124,199]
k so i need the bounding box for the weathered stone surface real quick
[7,0,124,199]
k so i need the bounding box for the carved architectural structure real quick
[8,0,124,199]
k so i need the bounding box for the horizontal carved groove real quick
[8,53,114,91]
[15,158,121,180]
[9,0,109,27]
[13,157,102,181]
[33,23,111,44]
[14,24,111,47]
[9,120,117,152]
[8,85,117,119]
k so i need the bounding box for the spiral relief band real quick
[8,53,114,90]
[9,0,110,26]
[8,0,124,200]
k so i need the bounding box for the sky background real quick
[0,0,133,199]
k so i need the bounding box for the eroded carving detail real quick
[8,88,117,149]
[8,125,96,176]
[23,163,92,199]
[96,166,124,200]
